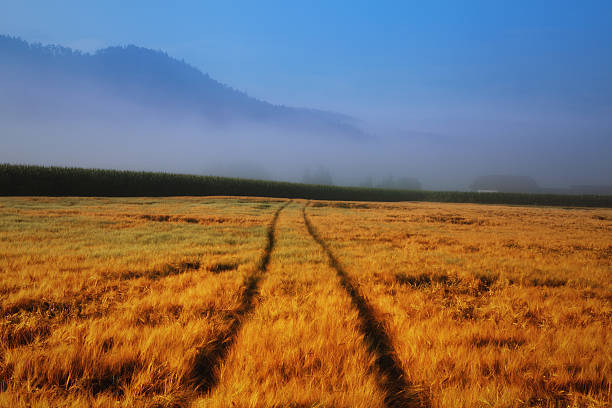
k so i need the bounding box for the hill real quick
[0,35,366,140]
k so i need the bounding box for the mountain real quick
[0,35,366,140]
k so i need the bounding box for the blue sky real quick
[3,0,611,118]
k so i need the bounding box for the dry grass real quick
[0,197,610,407]
[0,197,282,407]
[197,201,385,407]
[306,201,612,407]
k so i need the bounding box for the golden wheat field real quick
[0,196,610,408]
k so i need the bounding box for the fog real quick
[2,82,612,192]
[1,38,611,193]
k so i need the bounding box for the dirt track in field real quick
[190,201,290,393]
[303,204,425,408]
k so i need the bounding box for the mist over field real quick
[1,1,611,193]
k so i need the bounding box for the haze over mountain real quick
[1,32,611,191]
[0,36,366,138]
[0,35,380,184]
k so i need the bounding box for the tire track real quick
[302,204,426,408]
[190,200,290,394]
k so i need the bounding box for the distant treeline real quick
[2,164,611,207]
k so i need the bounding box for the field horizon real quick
[2,164,612,209]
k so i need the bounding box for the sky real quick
[2,1,611,114]
[1,1,612,188]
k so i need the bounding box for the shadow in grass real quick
[83,360,138,396]
[303,205,429,408]
[120,261,201,281]
[396,272,498,297]
[140,214,197,223]
[138,214,228,224]
[189,201,289,394]
[529,277,567,288]
[207,262,238,274]
[1,321,51,348]
[471,335,526,349]
[527,375,611,408]
[0,298,89,321]
[396,272,450,288]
